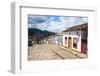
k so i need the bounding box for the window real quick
[76,32,79,36]
[65,37,67,44]
[69,32,71,35]
[73,37,78,49]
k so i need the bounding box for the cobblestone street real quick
[28,43,87,60]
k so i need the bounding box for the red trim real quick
[81,39,87,54]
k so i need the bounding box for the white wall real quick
[0,0,100,76]
[63,30,81,52]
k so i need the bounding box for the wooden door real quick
[68,37,72,48]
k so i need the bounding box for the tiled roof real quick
[63,23,88,32]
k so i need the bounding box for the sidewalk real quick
[49,45,78,59]
[59,46,88,58]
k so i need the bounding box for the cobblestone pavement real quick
[28,44,61,60]
[28,44,86,61]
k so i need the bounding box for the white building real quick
[62,23,88,54]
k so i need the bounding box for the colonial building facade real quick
[62,23,88,54]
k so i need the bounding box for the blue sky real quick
[28,15,88,33]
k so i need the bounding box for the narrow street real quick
[28,43,86,60]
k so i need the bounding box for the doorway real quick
[68,37,72,48]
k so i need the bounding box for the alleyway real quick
[28,43,87,60]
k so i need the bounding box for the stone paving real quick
[28,44,61,60]
[28,43,87,61]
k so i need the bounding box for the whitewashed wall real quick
[63,30,82,52]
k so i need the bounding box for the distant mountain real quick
[28,28,43,35]
[28,28,56,39]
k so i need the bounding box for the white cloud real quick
[47,21,67,33]
[60,17,88,27]
[28,15,50,24]
[28,15,88,33]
